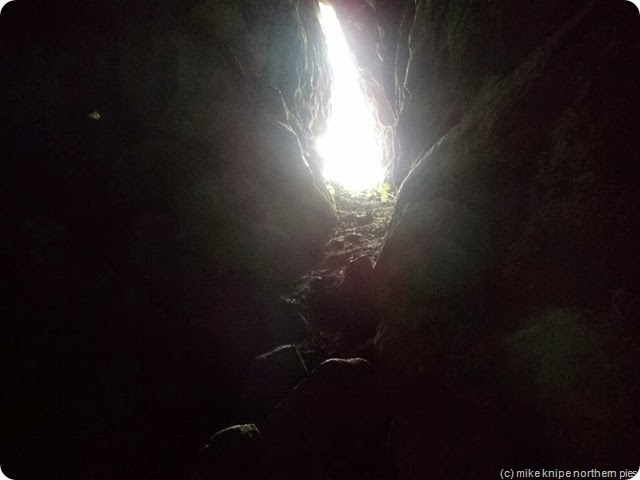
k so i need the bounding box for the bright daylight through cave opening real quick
[316,2,385,191]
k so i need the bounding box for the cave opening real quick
[5,0,638,477]
[315,2,385,192]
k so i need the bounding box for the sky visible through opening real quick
[316,2,385,191]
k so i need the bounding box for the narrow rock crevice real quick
[290,184,396,367]
[3,0,639,479]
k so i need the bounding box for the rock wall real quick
[390,0,595,182]
[2,0,335,477]
[374,0,640,476]
[4,0,640,478]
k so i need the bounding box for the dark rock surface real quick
[3,0,640,478]
[241,344,308,420]
[390,0,596,183]
[2,1,335,478]
[260,357,389,479]
[196,358,389,479]
[290,187,394,363]
[375,0,640,475]
[195,423,262,480]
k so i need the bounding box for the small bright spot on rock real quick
[316,3,384,191]
[88,111,101,120]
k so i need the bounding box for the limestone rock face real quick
[375,0,640,474]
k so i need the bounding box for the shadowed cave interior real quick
[2,0,640,479]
